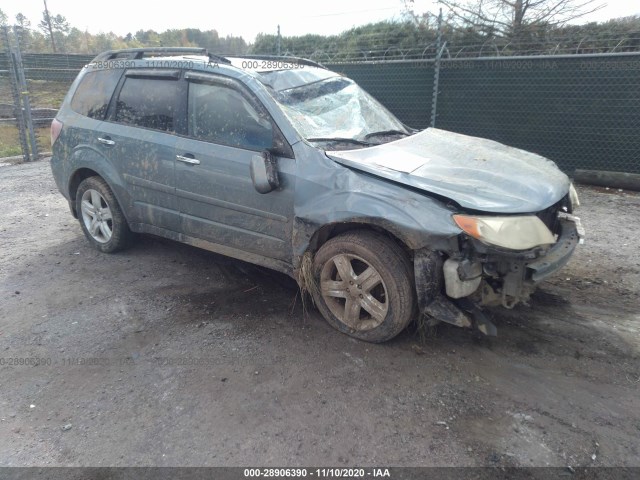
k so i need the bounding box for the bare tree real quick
[39,0,57,52]
[16,13,32,30]
[435,0,605,40]
[402,2,439,29]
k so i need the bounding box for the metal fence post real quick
[12,27,38,160]
[1,26,31,162]
[430,9,443,128]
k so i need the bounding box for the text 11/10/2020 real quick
[243,468,391,478]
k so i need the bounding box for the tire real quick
[312,230,416,343]
[75,176,132,253]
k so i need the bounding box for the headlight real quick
[569,183,580,210]
[453,214,556,250]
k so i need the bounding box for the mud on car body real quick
[50,47,584,343]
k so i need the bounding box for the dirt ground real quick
[0,159,638,467]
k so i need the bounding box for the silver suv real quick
[50,47,584,342]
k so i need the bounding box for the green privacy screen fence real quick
[327,53,640,174]
[2,51,639,173]
[0,53,93,81]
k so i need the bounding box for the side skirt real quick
[130,223,295,278]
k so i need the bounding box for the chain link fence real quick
[0,27,15,158]
[435,54,640,174]
[4,27,90,157]
[1,27,639,174]
[329,53,640,174]
[0,26,32,160]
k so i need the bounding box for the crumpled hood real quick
[326,128,570,213]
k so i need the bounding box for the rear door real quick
[98,69,185,231]
[175,72,296,263]
[56,67,123,196]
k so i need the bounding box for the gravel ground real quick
[0,159,638,467]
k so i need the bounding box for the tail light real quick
[51,118,63,146]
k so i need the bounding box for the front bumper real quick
[527,215,583,282]
[477,216,583,307]
[439,215,584,309]
[415,215,584,332]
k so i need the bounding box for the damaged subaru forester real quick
[50,48,584,343]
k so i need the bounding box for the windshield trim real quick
[277,74,343,93]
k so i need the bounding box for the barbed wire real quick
[5,14,640,61]
[276,36,640,62]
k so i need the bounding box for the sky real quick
[3,0,639,42]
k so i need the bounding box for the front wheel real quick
[312,231,416,343]
[75,176,132,253]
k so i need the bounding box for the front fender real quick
[292,165,462,266]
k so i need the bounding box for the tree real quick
[64,27,88,53]
[434,0,605,44]
[12,13,34,48]
[402,1,441,29]
[38,5,70,52]
[16,13,31,29]
[39,0,57,51]
[0,8,8,26]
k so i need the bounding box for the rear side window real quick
[70,69,122,119]
[115,77,181,132]
[188,82,273,151]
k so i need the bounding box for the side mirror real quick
[250,151,280,194]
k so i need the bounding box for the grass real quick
[0,125,51,159]
[0,126,23,157]
[0,79,71,110]
[0,78,65,158]
[27,79,71,109]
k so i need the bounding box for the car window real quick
[70,69,122,120]
[188,82,272,151]
[114,77,181,132]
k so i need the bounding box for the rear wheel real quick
[76,176,132,253]
[312,231,416,343]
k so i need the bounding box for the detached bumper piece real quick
[423,297,472,329]
[414,249,496,336]
[421,296,498,336]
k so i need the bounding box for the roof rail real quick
[229,54,326,69]
[91,47,231,64]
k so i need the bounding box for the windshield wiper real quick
[364,130,410,139]
[307,137,375,147]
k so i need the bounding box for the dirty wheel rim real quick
[80,189,113,244]
[320,253,389,331]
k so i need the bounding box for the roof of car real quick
[90,48,326,72]
[88,48,339,92]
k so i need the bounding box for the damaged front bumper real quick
[415,215,584,334]
[527,214,584,282]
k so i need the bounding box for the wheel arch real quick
[73,174,134,253]
[67,164,131,224]
[64,143,132,219]
[68,168,101,216]
[303,220,414,261]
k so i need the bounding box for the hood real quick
[326,128,570,213]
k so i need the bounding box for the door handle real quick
[176,154,200,165]
[97,137,115,146]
